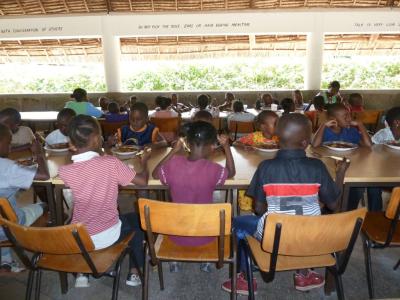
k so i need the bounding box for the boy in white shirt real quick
[45,108,76,147]
[0,108,35,152]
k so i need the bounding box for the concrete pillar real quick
[305,30,324,90]
[101,30,121,92]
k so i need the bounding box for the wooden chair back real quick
[0,198,18,223]
[211,118,221,130]
[352,110,383,132]
[385,187,400,220]
[150,117,181,134]
[228,121,255,140]
[138,198,231,236]
[0,200,94,255]
[99,119,128,137]
[262,208,366,256]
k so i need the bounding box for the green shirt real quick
[65,101,102,118]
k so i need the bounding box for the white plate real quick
[253,146,279,153]
[44,145,70,153]
[323,142,358,152]
[111,147,138,157]
[384,143,400,150]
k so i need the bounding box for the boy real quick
[311,103,372,148]
[227,100,255,126]
[65,88,102,118]
[233,110,278,148]
[305,95,327,132]
[150,96,179,118]
[191,94,219,118]
[348,93,364,112]
[45,108,76,147]
[105,102,129,123]
[117,102,167,148]
[171,93,190,114]
[0,108,35,152]
[280,98,295,115]
[222,114,349,295]
[0,123,49,272]
[218,92,235,112]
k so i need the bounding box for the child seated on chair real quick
[191,94,220,118]
[153,121,235,273]
[305,95,327,131]
[0,108,35,152]
[222,113,349,295]
[105,102,128,123]
[227,100,255,126]
[0,123,49,272]
[281,98,295,115]
[150,96,179,118]
[58,115,150,288]
[233,110,278,149]
[45,108,76,147]
[372,106,400,144]
[348,93,364,112]
[114,102,167,149]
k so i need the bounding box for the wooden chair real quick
[361,187,400,299]
[138,198,237,300]
[212,117,221,130]
[0,199,133,300]
[352,110,383,133]
[150,117,181,143]
[99,119,128,138]
[244,208,366,300]
[228,120,255,141]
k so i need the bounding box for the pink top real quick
[159,155,228,246]
[59,155,135,235]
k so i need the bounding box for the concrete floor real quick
[0,190,399,300]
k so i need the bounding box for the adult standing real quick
[317,80,343,105]
[65,88,103,118]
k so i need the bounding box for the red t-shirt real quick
[59,155,135,235]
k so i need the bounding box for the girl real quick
[58,115,149,288]
[152,121,235,272]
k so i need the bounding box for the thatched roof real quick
[0,0,399,16]
[0,34,399,63]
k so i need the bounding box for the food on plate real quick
[255,143,279,150]
[324,142,356,149]
[387,141,400,147]
[49,143,69,149]
[115,145,137,153]
[17,158,35,166]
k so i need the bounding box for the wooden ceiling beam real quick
[37,0,46,14]
[15,0,26,14]
[386,0,395,6]
[82,0,90,12]
[105,0,111,13]
[128,0,133,11]
[61,0,70,12]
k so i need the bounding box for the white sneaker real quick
[0,261,26,273]
[75,273,90,288]
[126,273,141,287]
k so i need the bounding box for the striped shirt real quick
[59,152,135,236]
[246,149,340,240]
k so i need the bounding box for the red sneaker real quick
[221,272,257,296]
[294,270,325,291]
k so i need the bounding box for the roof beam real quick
[61,0,70,13]
[386,0,395,6]
[105,0,112,13]
[82,0,90,12]
[37,0,46,14]
[15,0,26,14]
[128,0,133,11]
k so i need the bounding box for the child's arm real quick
[131,148,151,186]
[254,200,268,216]
[218,134,236,178]
[311,119,337,147]
[31,140,50,181]
[152,139,183,180]
[150,131,168,149]
[351,120,372,147]
[10,143,32,152]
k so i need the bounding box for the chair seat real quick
[37,233,133,274]
[246,236,336,272]
[155,234,231,261]
[362,211,400,245]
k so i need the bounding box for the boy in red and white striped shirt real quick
[59,115,149,288]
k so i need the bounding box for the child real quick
[171,93,190,114]
[233,110,278,148]
[218,92,235,112]
[121,95,137,112]
[65,88,102,118]
[0,108,35,152]
[281,98,295,115]
[311,103,372,148]
[192,110,213,124]
[105,102,129,123]
[58,115,149,287]
[292,89,304,110]
[153,121,235,273]
[372,106,400,144]
[227,100,255,126]
[98,97,110,113]
[116,102,167,148]
[255,93,279,110]
[317,80,343,105]
[45,108,76,147]
[0,123,49,272]
[222,113,349,295]
[305,95,327,131]
[348,93,364,112]
[191,94,219,118]
[150,96,179,118]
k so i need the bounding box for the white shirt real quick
[191,107,220,118]
[372,127,395,144]
[70,151,122,250]
[11,126,35,146]
[45,129,69,146]
[227,112,255,124]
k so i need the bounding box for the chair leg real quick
[34,270,42,300]
[142,249,149,300]
[58,272,68,294]
[112,258,123,300]
[363,239,374,299]
[394,258,400,270]
[157,262,164,290]
[331,269,345,300]
[25,269,35,300]
[231,261,237,300]
[243,242,255,300]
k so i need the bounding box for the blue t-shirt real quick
[322,127,361,145]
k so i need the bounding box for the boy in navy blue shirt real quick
[222,113,349,295]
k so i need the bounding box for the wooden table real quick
[20,111,59,132]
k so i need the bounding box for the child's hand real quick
[335,157,350,174]
[325,119,338,128]
[34,133,45,144]
[106,134,118,147]
[217,134,230,148]
[172,138,186,153]
[31,139,44,156]
[140,146,151,162]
